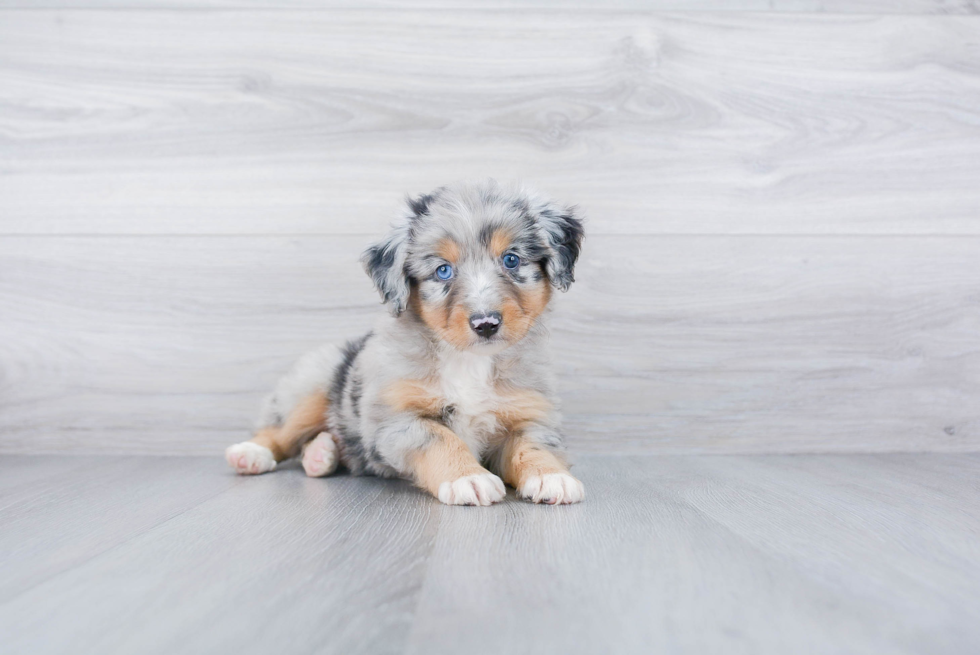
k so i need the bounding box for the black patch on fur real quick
[368,443,386,466]
[478,221,505,249]
[407,193,435,217]
[441,404,456,423]
[330,332,372,409]
[363,242,399,305]
[523,239,548,263]
[554,212,584,271]
[349,373,363,418]
[406,188,445,242]
[541,208,584,289]
[328,332,373,475]
[514,210,550,263]
[334,423,366,474]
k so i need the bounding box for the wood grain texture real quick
[1,2,978,12]
[2,11,980,235]
[1,454,978,654]
[1,235,977,455]
[0,456,238,602]
[407,454,980,654]
[0,456,440,655]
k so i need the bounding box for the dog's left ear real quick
[533,202,584,292]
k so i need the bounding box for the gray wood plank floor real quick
[1,453,978,655]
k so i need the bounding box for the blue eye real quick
[436,264,454,280]
[502,253,520,270]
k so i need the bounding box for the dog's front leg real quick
[405,419,506,506]
[499,430,585,505]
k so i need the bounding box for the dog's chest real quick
[437,351,501,448]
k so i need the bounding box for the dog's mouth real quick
[467,333,511,354]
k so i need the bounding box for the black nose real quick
[469,312,502,338]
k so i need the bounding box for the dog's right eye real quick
[435,264,454,281]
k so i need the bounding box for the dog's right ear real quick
[362,221,411,316]
[361,192,435,316]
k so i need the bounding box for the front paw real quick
[225,442,277,475]
[520,473,585,505]
[438,472,506,506]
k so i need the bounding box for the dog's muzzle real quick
[469,311,501,338]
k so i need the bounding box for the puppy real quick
[225,180,585,505]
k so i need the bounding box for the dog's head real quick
[362,180,584,353]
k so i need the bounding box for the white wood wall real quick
[1,2,978,455]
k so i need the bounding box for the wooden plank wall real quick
[1,3,978,455]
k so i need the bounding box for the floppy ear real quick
[533,202,584,292]
[361,193,437,316]
[361,223,410,315]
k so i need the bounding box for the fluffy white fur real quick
[225,441,277,475]
[438,473,507,506]
[520,473,585,505]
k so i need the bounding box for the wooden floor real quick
[1,453,978,654]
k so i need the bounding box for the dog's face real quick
[363,181,584,353]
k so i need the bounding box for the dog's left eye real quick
[435,264,454,280]
[502,253,520,269]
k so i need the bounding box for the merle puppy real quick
[226,180,585,506]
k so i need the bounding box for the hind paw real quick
[302,432,339,477]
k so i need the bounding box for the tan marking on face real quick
[520,272,552,318]
[500,434,570,490]
[499,296,528,342]
[435,237,461,264]
[411,286,473,350]
[444,300,474,346]
[408,246,552,351]
[383,378,444,418]
[498,274,551,344]
[407,419,488,497]
[493,385,553,432]
[249,392,328,461]
[488,228,513,258]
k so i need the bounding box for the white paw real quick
[520,473,585,505]
[302,432,339,477]
[225,442,277,475]
[438,472,506,506]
